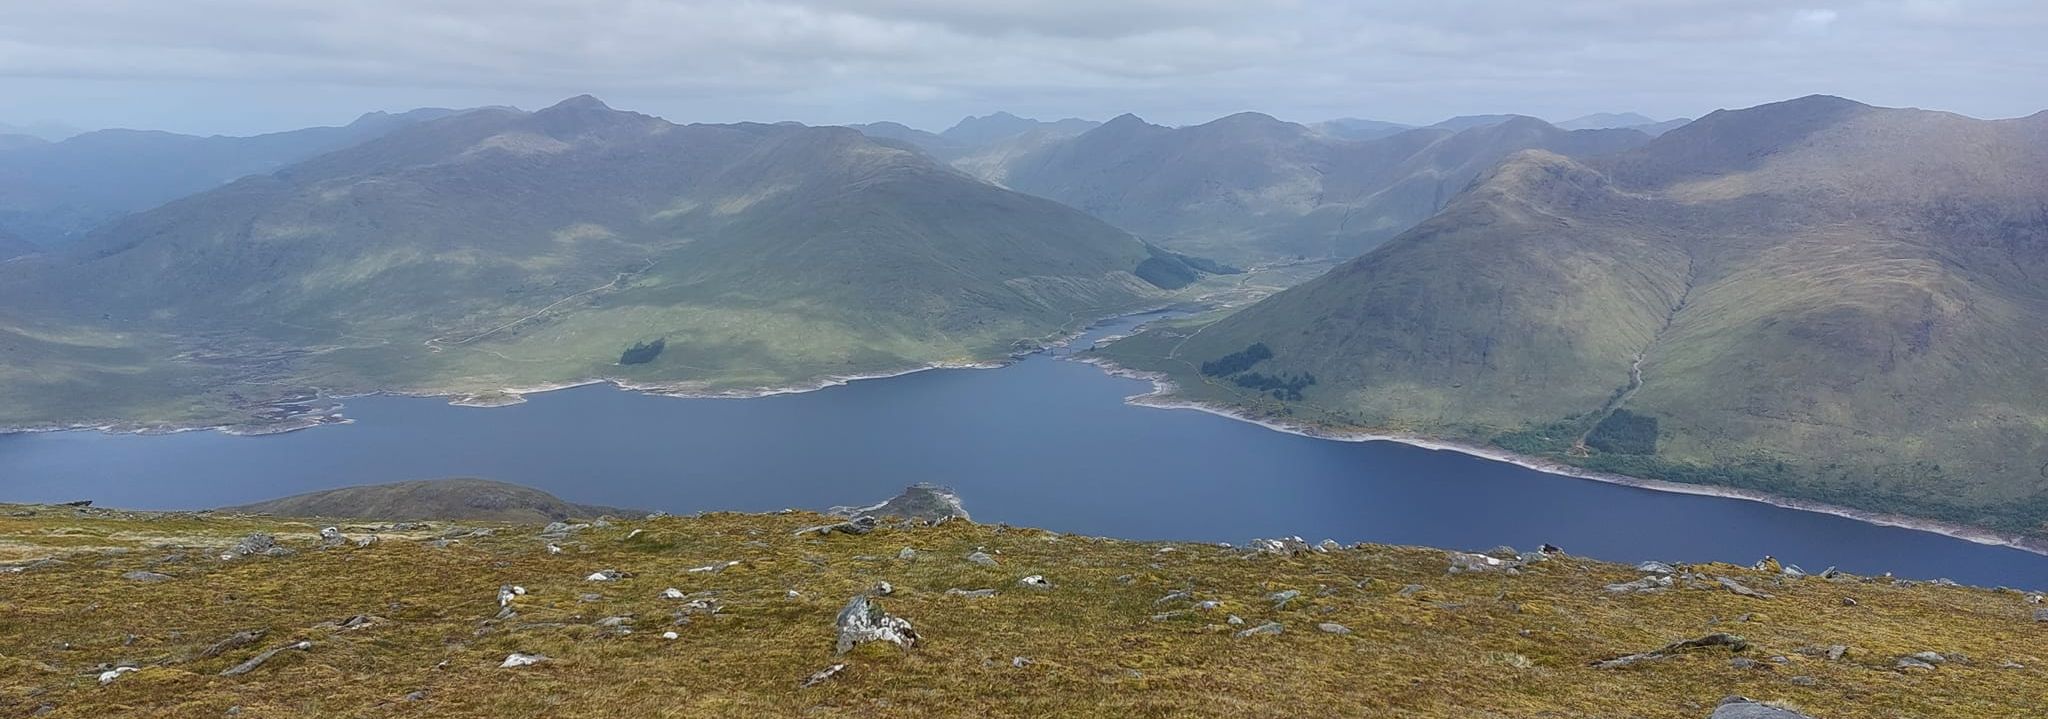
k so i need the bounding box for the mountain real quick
[224,478,638,522]
[1556,112,1659,130]
[940,111,1100,146]
[1628,118,1693,136]
[0,133,45,152]
[0,96,1208,430]
[1311,117,1413,141]
[0,108,462,246]
[0,119,81,141]
[978,112,1650,262]
[1427,113,1525,130]
[843,121,964,157]
[1100,95,2048,538]
[5,493,2036,716]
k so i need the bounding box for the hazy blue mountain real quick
[975,111,1649,261]
[0,134,46,152]
[1311,117,1413,141]
[0,120,82,141]
[940,111,1100,146]
[1556,112,1659,129]
[1426,114,1528,131]
[0,108,463,246]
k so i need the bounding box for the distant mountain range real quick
[963,111,1649,262]
[1101,95,2048,538]
[847,111,1101,161]
[0,108,463,246]
[0,96,1210,430]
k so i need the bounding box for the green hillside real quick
[975,112,1648,263]
[0,97,1208,430]
[1100,96,2048,539]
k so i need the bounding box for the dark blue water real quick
[3,312,2044,589]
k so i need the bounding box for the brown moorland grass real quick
[1,504,2042,718]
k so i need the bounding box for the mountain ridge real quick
[1099,95,2048,538]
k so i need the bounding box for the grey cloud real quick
[0,0,2041,135]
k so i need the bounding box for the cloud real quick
[0,0,2042,134]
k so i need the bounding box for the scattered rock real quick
[2033,608,2048,623]
[1448,551,1519,574]
[585,569,622,582]
[1018,575,1053,590]
[403,690,429,702]
[1249,536,1313,557]
[121,570,174,582]
[1318,539,1342,552]
[834,594,918,655]
[498,585,526,607]
[945,588,997,599]
[897,547,917,561]
[500,653,548,668]
[1592,633,1749,670]
[97,667,138,685]
[1715,576,1774,600]
[1826,645,1848,661]
[318,527,343,546]
[687,560,742,574]
[1605,575,1674,594]
[595,616,633,628]
[1397,584,1426,597]
[1729,657,1762,670]
[1840,597,1858,607]
[1268,589,1301,609]
[1011,656,1033,668]
[872,581,894,596]
[1233,621,1283,638]
[1635,561,1676,575]
[1896,656,1938,672]
[220,641,313,677]
[965,551,999,567]
[1711,697,1817,719]
[1316,622,1352,635]
[1154,590,1193,605]
[197,630,266,659]
[795,516,878,537]
[800,663,847,688]
[1906,651,1947,665]
[1227,615,1245,626]
[546,544,563,554]
[661,631,679,640]
[220,534,283,561]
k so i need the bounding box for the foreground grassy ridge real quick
[2,506,2043,718]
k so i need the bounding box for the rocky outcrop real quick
[829,484,971,523]
[834,594,918,654]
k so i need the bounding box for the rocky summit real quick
[0,487,2042,717]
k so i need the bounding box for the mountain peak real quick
[543,94,613,113]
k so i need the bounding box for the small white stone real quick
[662,631,679,640]
[98,667,138,685]
[500,652,548,668]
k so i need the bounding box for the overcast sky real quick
[2,0,2044,137]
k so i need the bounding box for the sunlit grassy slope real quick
[1,502,2042,717]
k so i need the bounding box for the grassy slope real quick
[1,504,2042,717]
[0,98,1197,428]
[1099,97,2048,538]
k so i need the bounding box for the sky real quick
[1,0,2044,137]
